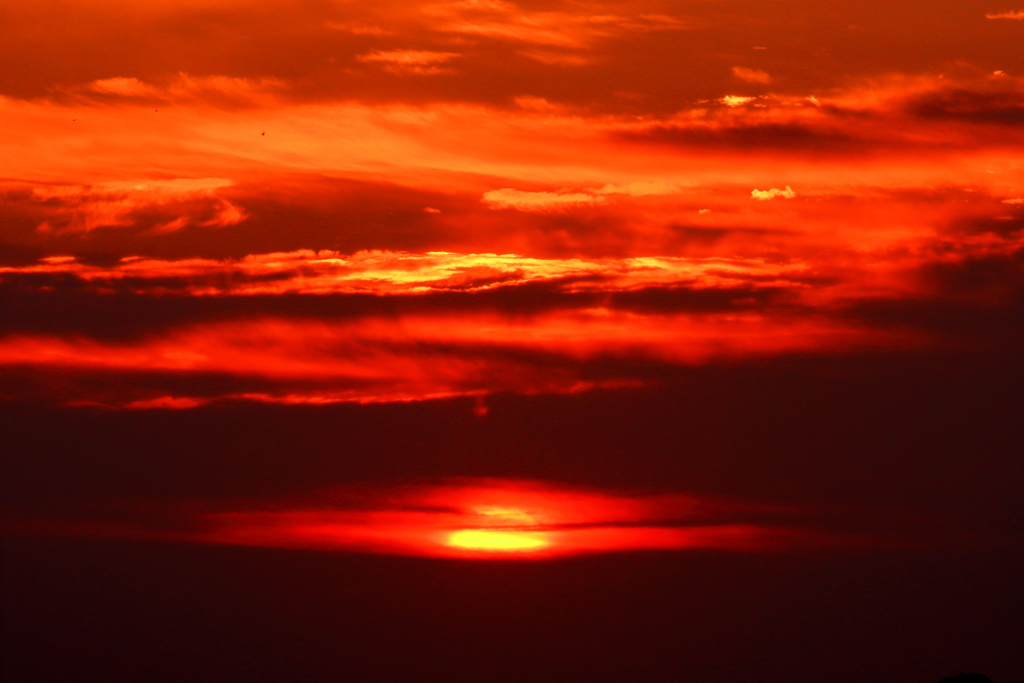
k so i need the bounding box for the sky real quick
[1,2,1023,682]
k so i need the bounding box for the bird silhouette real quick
[262,132,265,136]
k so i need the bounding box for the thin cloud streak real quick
[15,478,825,559]
[28,178,245,234]
[0,310,898,408]
[985,10,1024,19]
[422,0,688,50]
[0,250,810,295]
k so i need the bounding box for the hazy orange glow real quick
[185,479,807,559]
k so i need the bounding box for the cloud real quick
[519,50,592,66]
[422,0,687,53]
[88,77,159,97]
[0,296,908,409]
[0,249,810,297]
[906,88,1024,125]
[482,180,680,211]
[24,178,245,233]
[482,188,604,210]
[512,95,566,112]
[732,67,771,84]
[721,95,756,107]
[624,122,863,153]
[2,73,1022,274]
[618,76,1024,154]
[985,10,1024,19]
[357,49,462,74]
[596,180,680,196]
[751,186,796,201]
[75,73,287,105]
[358,50,462,66]
[326,22,395,35]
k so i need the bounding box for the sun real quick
[446,529,549,551]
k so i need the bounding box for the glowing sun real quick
[446,529,549,551]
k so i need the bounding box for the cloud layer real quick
[1,4,1022,411]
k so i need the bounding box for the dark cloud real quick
[843,250,1024,346]
[0,271,797,341]
[908,88,1024,125]
[619,122,871,153]
[0,176,468,261]
[3,350,1021,517]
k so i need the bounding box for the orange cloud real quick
[26,178,245,233]
[72,73,287,107]
[985,10,1024,19]
[357,49,462,74]
[731,67,771,84]
[4,74,1022,204]
[481,180,682,211]
[0,249,812,295]
[422,0,686,50]
[1,71,1022,410]
[0,306,909,408]
[483,188,605,210]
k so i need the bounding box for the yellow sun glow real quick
[446,529,549,551]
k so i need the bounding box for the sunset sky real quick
[2,2,1022,682]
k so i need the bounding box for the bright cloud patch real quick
[720,95,756,107]
[751,186,796,201]
[483,188,604,210]
[483,181,680,211]
[0,249,809,295]
[985,10,1024,19]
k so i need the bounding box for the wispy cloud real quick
[731,67,772,84]
[424,0,685,47]
[0,309,888,408]
[483,181,680,211]
[482,188,605,210]
[28,179,245,234]
[74,73,287,105]
[985,9,1024,19]
[357,49,462,74]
